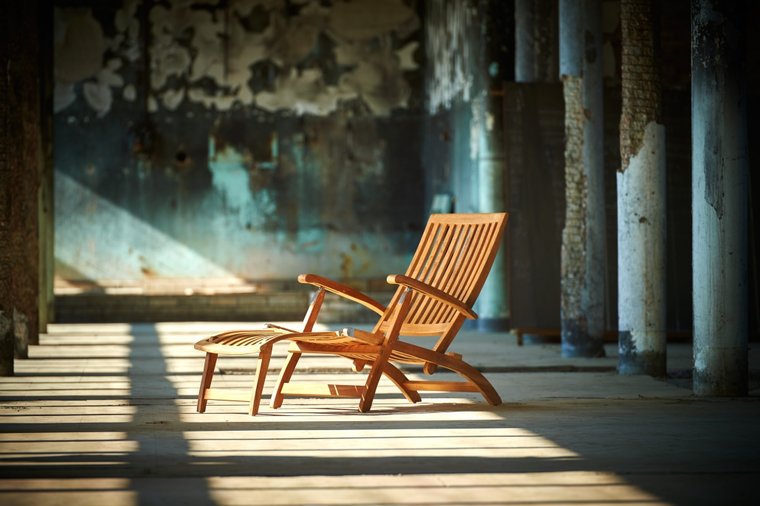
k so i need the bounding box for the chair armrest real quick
[386,274,478,320]
[298,274,386,316]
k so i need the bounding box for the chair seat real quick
[194,329,287,355]
[193,328,382,355]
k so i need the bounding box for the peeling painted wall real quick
[55,0,419,117]
[54,0,425,283]
[426,0,477,113]
[423,0,513,213]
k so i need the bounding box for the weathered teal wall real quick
[54,0,425,284]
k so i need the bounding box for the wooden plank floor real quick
[1,322,759,505]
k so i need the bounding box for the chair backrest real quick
[375,213,508,337]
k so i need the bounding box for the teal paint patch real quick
[208,137,276,225]
[208,137,252,211]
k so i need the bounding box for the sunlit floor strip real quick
[0,473,666,506]
[204,473,666,505]
[0,479,136,506]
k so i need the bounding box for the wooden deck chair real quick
[194,212,508,415]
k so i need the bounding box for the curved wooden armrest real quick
[298,274,386,316]
[386,274,478,320]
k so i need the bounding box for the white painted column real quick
[617,0,667,376]
[617,124,666,375]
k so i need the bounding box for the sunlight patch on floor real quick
[204,473,665,505]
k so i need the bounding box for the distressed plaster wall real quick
[53,0,425,284]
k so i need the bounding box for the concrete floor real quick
[1,321,759,505]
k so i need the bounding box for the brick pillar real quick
[559,0,606,358]
[617,0,667,376]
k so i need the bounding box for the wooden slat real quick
[411,224,458,324]
[454,224,488,301]
[387,275,476,319]
[411,223,441,283]
[297,274,386,316]
[467,221,503,301]
[434,224,462,287]
[280,383,364,398]
[391,321,450,336]
[406,224,445,324]
[424,224,467,325]
[389,349,425,363]
[406,219,438,277]
[445,226,477,308]
[292,342,382,355]
[428,228,462,322]
[203,388,251,402]
[440,224,468,294]
[421,224,452,317]
[403,381,479,392]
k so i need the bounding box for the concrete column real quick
[0,313,11,376]
[39,145,55,332]
[559,0,606,357]
[474,0,512,330]
[0,0,41,370]
[691,0,749,396]
[617,0,667,376]
[475,91,510,330]
[515,0,558,83]
[39,1,55,332]
[0,1,10,374]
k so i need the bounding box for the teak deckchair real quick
[193,212,508,415]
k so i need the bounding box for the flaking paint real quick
[54,0,418,117]
[617,121,667,375]
[54,0,425,284]
[426,0,476,113]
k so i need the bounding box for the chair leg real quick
[197,353,218,413]
[448,359,502,406]
[248,346,272,416]
[270,350,301,409]
[470,375,502,406]
[358,357,390,413]
[382,363,421,403]
[360,287,413,413]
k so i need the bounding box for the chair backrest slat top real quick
[377,213,507,337]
